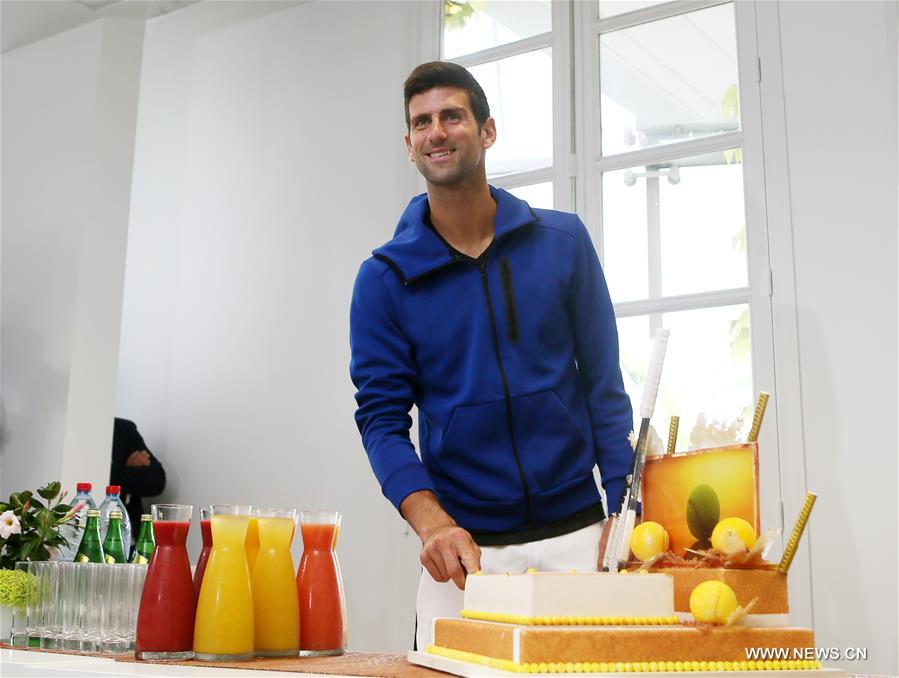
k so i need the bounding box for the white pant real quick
[415,520,603,651]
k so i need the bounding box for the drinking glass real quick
[253,508,299,657]
[26,562,48,647]
[297,510,345,656]
[9,562,35,646]
[135,504,195,660]
[193,504,254,661]
[100,564,131,653]
[127,564,148,651]
[39,562,62,649]
[59,562,82,651]
[80,563,106,652]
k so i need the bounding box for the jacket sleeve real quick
[566,218,635,513]
[110,421,167,498]
[349,260,434,511]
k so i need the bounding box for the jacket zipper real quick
[476,258,534,529]
[500,258,519,342]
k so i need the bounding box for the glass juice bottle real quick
[192,507,213,600]
[296,510,345,656]
[245,509,260,573]
[194,504,254,661]
[135,504,195,660]
[252,508,299,656]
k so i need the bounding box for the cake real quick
[461,571,676,625]
[421,571,821,673]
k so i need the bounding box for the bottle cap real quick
[106,485,121,495]
[109,510,123,519]
[140,514,152,521]
[76,483,92,492]
[87,509,100,517]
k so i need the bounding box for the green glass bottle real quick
[75,509,105,563]
[130,514,155,564]
[102,510,128,563]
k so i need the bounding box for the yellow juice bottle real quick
[245,514,260,573]
[253,510,299,656]
[194,507,255,661]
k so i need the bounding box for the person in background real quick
[111,418,166,537]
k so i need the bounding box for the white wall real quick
[1,17,144,500]
[772,1,897,673]
[117,0,426,651]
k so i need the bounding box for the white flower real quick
[0,510,21,539]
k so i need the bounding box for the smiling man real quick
[349,61,635,650]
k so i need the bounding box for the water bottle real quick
[98,485,132,552]
[58,482,97,561]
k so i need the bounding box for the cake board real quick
[407,651,847,678]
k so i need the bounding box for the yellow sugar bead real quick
[673,661,683,671]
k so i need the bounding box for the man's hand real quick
[400,490,481,590]
[125,450,151,467]
[420,525,481,590]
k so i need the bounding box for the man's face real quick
[405,86,496,188]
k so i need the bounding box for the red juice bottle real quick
[135,504,196,660]
[193,507,213,602]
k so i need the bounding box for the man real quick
[111,417,166,535]
[349,62,634,649]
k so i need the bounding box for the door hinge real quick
[756,57,762,84]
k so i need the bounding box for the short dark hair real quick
[404,61,490,130]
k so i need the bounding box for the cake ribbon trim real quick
[426,644,824,673]
[460,610,680,626]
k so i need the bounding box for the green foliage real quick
[0,569,39,609]
[0,482,77,570]
[444,0,486,31]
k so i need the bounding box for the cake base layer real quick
[655,567,789,614]
[432,618,818,669]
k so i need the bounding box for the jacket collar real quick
[372,185,538,284]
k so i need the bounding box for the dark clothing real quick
[111,418,166,533]
[350,187,634,537]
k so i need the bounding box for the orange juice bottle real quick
[252,508,299,656]
[194,504,254,661]
[245,512,260,573]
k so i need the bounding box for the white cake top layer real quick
[463,572,675,620]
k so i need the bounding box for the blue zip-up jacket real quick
[350,187,634,535]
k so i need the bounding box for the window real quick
[442,0,562,209]
[578,0,770,451]
[437,0,772,454]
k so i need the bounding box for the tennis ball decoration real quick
[711,517,756,556]
[629,521,670,561]
[686,483,720,548]
[689,580,738,624]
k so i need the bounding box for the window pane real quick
[617,305,753,452]
[599,3,739,156]
[598,1,667,20]
[443,0,552,59]
[506,182,553,209]
[601,148,747,303]
[471,49,553,178]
